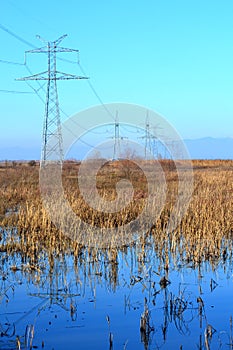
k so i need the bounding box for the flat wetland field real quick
[0,159,233,349]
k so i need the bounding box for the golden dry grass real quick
[0,159,232,267]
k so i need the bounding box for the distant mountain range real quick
[0,137,232,161]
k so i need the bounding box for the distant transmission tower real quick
[111,112,128,160]
[139,111,159,159]
[17,34,88,165]
[113,112,120,160]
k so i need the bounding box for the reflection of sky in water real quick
[1,249,233,350]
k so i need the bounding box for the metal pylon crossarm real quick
[17,35,88,165]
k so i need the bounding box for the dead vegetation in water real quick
[0,159,232,267]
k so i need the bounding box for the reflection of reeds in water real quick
[106,315,113,350]
[0,159,228,349]
[140,297,154,349]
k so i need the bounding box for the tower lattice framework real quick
[17,34,88,165]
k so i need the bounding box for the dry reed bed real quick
[0,160,232,268]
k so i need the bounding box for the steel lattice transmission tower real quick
[139,112,155,159]
[113,112,121,160]
[109,112,128,160]
[17,34,88,165]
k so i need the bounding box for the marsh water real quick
[1,233,233,350]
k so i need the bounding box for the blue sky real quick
[1,0,233,150]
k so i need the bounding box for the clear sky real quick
[1,0,233,150]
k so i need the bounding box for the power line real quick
[0,23,36,48]
[0,59,24,65]
[17,34,88,164]
[0,24,122,155]
[62,124,96,149]
[139,111,163,159]
[24,63,109,138]
[107,112,128,160]
[0,23,80,65]
[24,64,46,103]
[0,23,114,123]
[24,81,45,103]
[24,62,107,136]
[78,62,115,121]
[69,116,112,135]
[120,124,141,134]
[0,89,33,94]
[63,123,113,152]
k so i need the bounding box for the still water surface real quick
[1,244,233,350]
